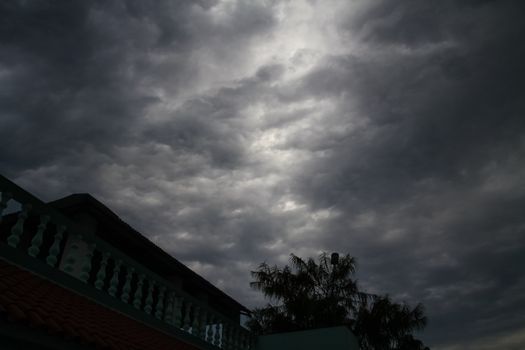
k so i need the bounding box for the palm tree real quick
[354,295,428,350]
[248,253,429,350]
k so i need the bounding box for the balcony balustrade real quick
[0,174,255,350]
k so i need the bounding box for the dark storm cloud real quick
[1,1,524,349]
[0,0,281,308]
[0,1,159,171]
[281,1,525,348]
[0,0,276,190]
[1,0,284,308]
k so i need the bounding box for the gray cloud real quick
[1,1,524,349]
[283,1,525,348]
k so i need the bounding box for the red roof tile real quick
[0,259,203,350]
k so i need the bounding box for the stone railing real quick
[0,174,255,350]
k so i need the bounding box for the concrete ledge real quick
[255,326,359,350]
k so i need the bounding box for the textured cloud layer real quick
[1,1,524,349]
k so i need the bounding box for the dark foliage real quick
[248,253,429,350]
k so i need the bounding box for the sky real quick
[1,0,525,348]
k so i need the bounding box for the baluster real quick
[144,279,155,314]
[95,252,110,290]
[230,326,237,350]
[28,215,50,257]
[183,301,192,331]
[240,332,246,350]
[174,296,183,328]
[0,192,12,223]
[247,333,252,350]
[235,328,241,350]
[245,335,251,350]
[245,333,250,350]
[46,225,66,266]
[231,327,237,350]
[63,234,81,273]
[121,267,135,303]
[155,286,166,319]
[239,331,245,350]
[206,315,214,343]
[243,335,249,350]
[240,331,246,350]
[199,309,208,339]
[79,242,95,283]
[133,273,146,310]
[222,323,230,350]
[214,320,222,347]
[243,333,249,350]
[7,203,31,248]
[237,332,243,350]
[108,259,122,297]
[164,292,175,324]
[192,305,200,335]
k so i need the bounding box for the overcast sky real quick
[1,1,525,349]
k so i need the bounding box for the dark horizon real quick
[1,1,525,349]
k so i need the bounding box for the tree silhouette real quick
[248,253,429,350]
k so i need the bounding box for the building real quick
[0,174,358,350]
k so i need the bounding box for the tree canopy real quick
[247,253,429,350]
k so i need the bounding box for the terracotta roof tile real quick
[0,259,203,350]
[6,303,26,321]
